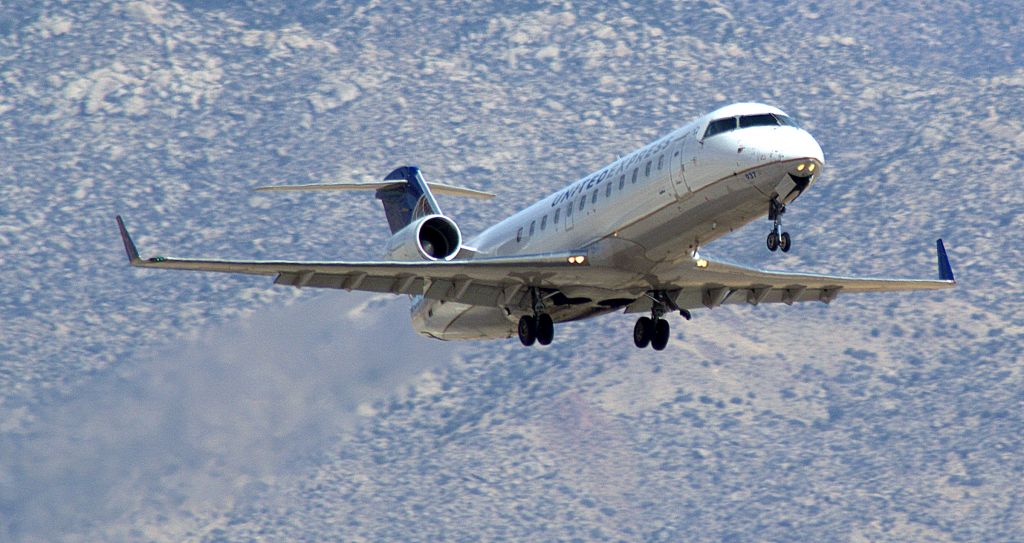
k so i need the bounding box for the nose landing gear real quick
[767,197,792,253]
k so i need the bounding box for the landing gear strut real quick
[518,289,555,347]
[767,197,792,253]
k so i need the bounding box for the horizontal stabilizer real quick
[255,181,495,199]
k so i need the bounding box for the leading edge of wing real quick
[115,215,588,277]
[685,239,956,293]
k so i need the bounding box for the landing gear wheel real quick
[651,319,670,351]
[779,232,791,253]
[767,231,779,252]
[634,317,653,348]
[536,314,554,346]
[518,315,537,346]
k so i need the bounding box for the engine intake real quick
[384,215,462,261]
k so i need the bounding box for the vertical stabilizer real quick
[376,166,443,234]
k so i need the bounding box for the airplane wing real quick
[118,216,954,313]
[627,240,956,312]
[116,216,632,309]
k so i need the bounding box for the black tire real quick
[651,319,670,351]
[634,317,653,348]
[518,315,537,347]
[536,314,554,346]
[767,231,779,252]
[780,231,791,253]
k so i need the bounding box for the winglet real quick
[936,239,955,282]
[116,215,142,265]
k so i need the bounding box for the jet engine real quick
[383,214,462,261]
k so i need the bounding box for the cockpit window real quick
[739,114,779,128]
[773,113,799,127]
[704,117,737,139]
[705,113,800,139]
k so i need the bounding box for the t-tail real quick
[376,166,443,233]
[255,166,494,261]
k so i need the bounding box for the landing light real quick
[696,258,709,268]
[808,163,816,172]
[796,163,806,172]
[568,255,586,265]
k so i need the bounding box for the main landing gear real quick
[633,316,670,351]
[518,288,554,347]
[633,291,691,351]
[766,197,792,253]
[518,313,554,346]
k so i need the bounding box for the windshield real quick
[704,113,800,139]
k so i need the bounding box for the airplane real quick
[116,102,956,351]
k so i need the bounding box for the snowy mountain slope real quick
[0,0,1021,541]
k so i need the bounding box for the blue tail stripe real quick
[376,166,442,233]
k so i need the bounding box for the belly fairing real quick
[411,298,516,340]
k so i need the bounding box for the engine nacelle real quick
[383,214,462,261]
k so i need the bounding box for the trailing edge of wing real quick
[254,182,496,199]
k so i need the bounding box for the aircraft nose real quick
[773,129,824,203]
[776,127,824,166]
[731,125,825,174]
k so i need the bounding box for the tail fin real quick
[255,166,494,234]
[377,166,441,233]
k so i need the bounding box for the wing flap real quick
[273,270,508,306]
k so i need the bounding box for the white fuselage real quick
[412,103,825,340]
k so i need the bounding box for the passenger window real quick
[529,220,535,236]
[579,195,586,212]
[606,183,612,197]
[567,202,573,216]
[592,190,598,204]
[631,169,638,184]
[645,161,652,177]
[516,227,523,242]
[618,175,625,190]
[657,155,664,170]
[554,208,560,223]
[541,215,547,230]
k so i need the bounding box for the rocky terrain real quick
[0,1,1021,541]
